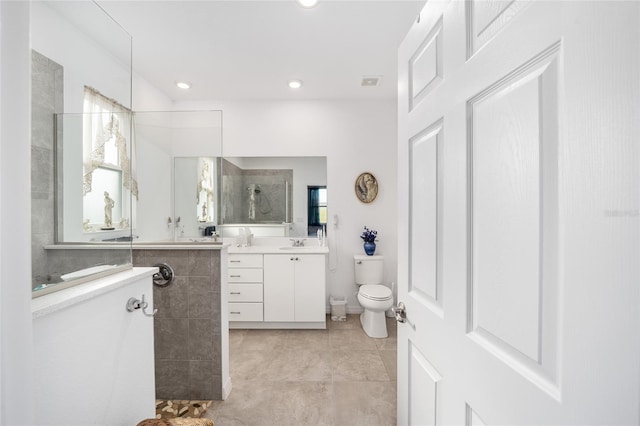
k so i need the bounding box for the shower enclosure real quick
[219,157,293,237]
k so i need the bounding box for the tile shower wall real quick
[241,169,292,223]
[31,50,63,287]
[222,159,293,224]
[133,248,224,400]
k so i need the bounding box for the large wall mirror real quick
[219,157,327,239]
[168,156,326,242]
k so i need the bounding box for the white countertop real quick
[228,245,329,254]
[132,242,230,250]
[45,242,230,250]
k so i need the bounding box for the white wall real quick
[32,271,156,425]
[1,2,35,424]
[31,1,132,112]
[174,100,398,312]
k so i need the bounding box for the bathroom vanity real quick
[227,245,328,329]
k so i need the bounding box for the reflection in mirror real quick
[31,111,133,296]
[31,1,133,295]
[54,111,134,243]
[174,156,221,239]
[197,158,216,223]
[221,158,292,224]
[307,186,327,237]
[219,157,327,239]
[134,111,223,242]
[81,87,136,233]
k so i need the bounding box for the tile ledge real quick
[32,267,157,319]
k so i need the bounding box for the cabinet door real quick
[263,254,295,322]
[294,255,326,322]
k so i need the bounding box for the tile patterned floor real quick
[204,314,397,426]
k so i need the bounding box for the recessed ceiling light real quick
[296,0,318,8]
[176,81,191,89]
[288,80,303,89]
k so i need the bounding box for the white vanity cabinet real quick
[263,254,326,323]
[227,254,263,322]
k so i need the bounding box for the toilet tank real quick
[354,255,384,285]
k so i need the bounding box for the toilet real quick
[354,255,394,338]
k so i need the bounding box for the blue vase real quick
[363,241,376,256]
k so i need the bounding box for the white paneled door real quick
[397,1,639,424]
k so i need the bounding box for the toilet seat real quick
[359,284,392,301]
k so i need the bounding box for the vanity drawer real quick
[228,254,263,268]
[228,302,263,322]
[228,268,263,283]
[228,284,263,302]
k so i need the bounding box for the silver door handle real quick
[392,302,407,323]
[392,302,415,329]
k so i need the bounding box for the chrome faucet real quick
[290,239,305,247]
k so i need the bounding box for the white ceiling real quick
[97,0,426,102]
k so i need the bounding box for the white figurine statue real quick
[104,191,115,228]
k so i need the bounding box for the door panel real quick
[466,0,529,59]
[409,16,443,110]
[468,42,561,382]
[409,120,443,312]
[408,341,442,426]
[397,1,639,424]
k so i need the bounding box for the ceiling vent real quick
[361,76,382,87]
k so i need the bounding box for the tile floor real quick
[205,314,397,426]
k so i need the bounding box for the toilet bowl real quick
[357,284,394,338]
[354,255,394,338]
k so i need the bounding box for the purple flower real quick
[360,226,377,243]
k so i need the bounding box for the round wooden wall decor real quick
[355,172,378,203]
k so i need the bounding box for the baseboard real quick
[346,305,364,314]
[325,305,363,314]
[230,321,326,329]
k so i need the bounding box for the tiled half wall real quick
[133,248,224,400]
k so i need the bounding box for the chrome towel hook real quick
[126,294,157,317]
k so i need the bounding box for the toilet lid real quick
[359,284,392,301]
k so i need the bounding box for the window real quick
[82,86,137,232]
[307,186,327,236]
